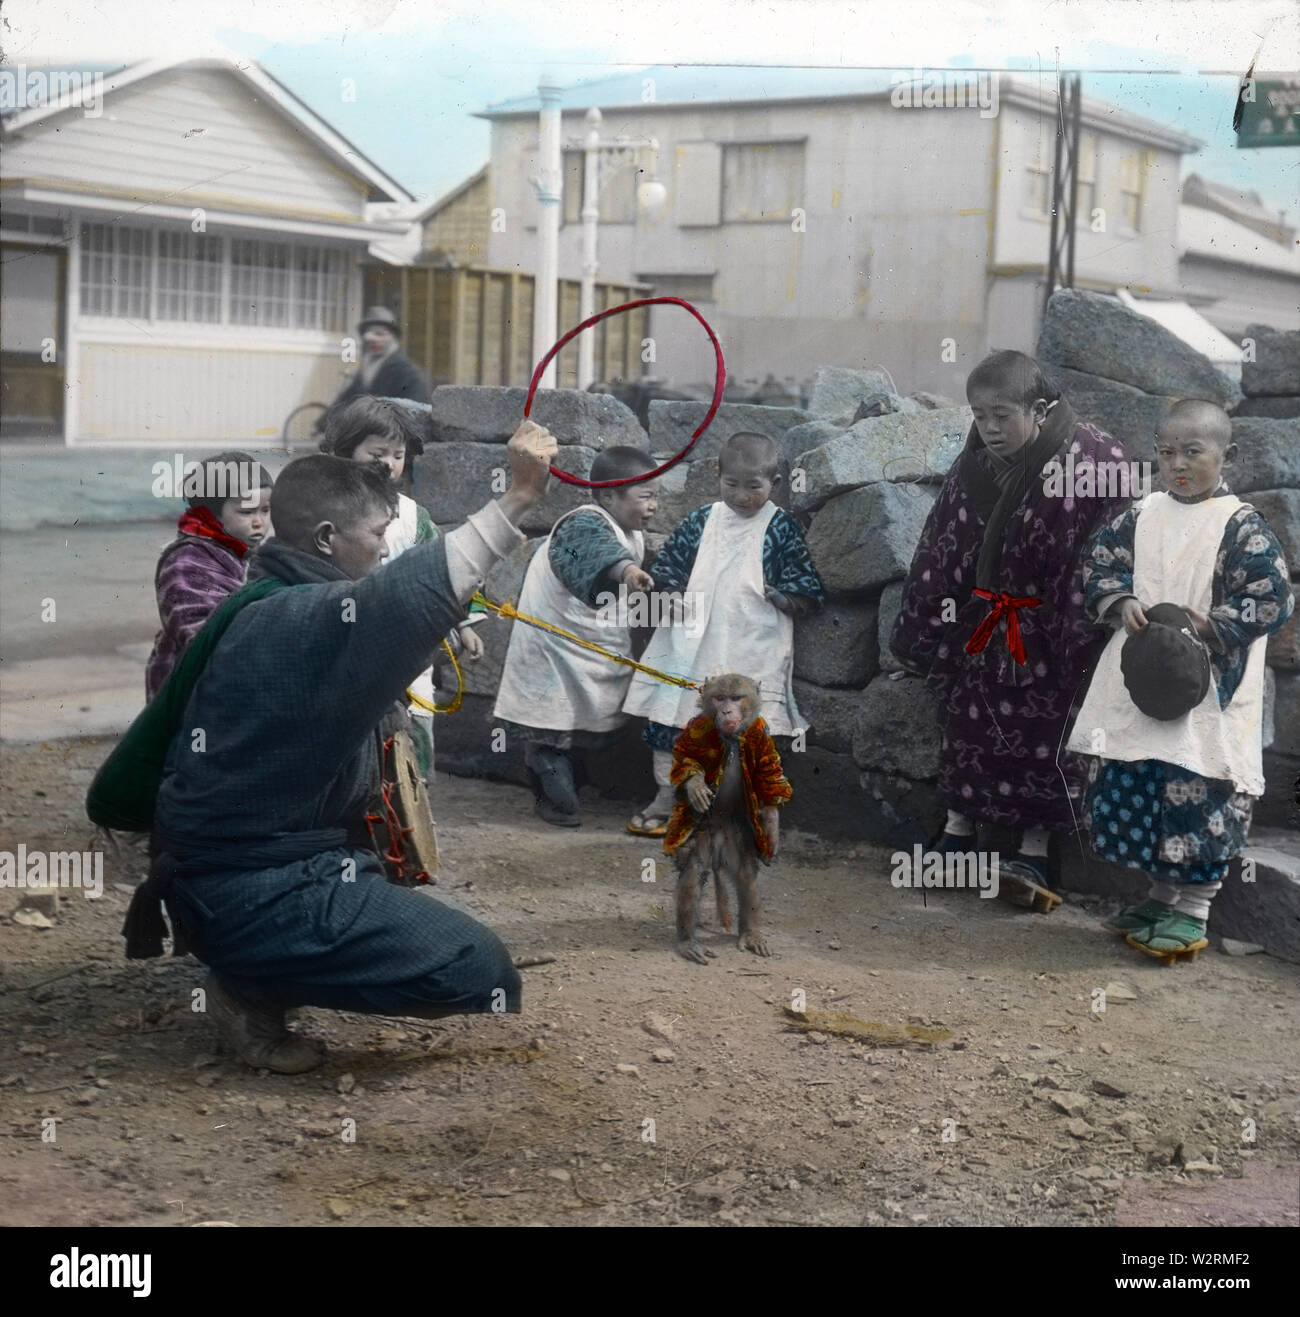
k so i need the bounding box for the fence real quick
[362,264,652,388]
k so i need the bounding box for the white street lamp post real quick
[578,109,603,392]
[532,76,563,389]
[576,106,665,391]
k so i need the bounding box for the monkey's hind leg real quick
[735,848,770,957]
[675,837,716,964]
[709,825,734,933]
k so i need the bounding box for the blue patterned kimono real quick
[495,509,637,752]
[1080,488,1294,882]
[548,508,636,606]
[642,502,825,749]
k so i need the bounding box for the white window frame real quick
[156,229,225,325]
[1025,159,1053,218]
[1118,147,1147,233]
[561,147,639,227]
[1075,132,1098,227]
[720,140,806,224]
[77,221,353,338]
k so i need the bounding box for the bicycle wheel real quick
[281,402,329,448]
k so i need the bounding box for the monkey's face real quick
[712,693,744,738]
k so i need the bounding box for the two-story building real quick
[471,71,1201,396]
[1,56,411,444]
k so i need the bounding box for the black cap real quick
[1120,602,1211,721]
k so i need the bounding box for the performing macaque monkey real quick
[662,673,792,963]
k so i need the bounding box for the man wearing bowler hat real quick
[329,306,431,414]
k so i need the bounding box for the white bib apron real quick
[493,504,644,733]
[622,501,803,735]
[1066,492,1268,796]
[385,494,437,711]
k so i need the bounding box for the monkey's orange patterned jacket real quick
[663,715,792,862]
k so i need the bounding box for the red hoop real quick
[523,296,726,488]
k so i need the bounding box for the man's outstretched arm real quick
[334,421,560,707]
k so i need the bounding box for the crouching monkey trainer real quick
[662,674,792,963]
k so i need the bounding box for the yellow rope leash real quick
[407,638,464,715]
[473,590,701,689]
[406,592,698,717]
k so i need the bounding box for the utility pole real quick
[1043,72,1082,325]
[579,107,602,391]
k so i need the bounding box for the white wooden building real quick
[0,57,411,444]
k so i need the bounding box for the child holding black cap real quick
[1068,399,1294,959]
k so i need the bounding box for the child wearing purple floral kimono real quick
[890,351,1135,908]
[145,452,272,700]
[1068,400,1293,958]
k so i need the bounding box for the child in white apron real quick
[623,433,825,835]
[1068,400,1293,959]
[494,447,659,826]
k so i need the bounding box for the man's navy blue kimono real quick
[154,532,521,1015]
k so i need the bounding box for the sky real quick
[2,0,1297,216]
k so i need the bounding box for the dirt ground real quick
[1,736,1297,1228]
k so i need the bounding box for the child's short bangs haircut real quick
[186,450,274,516]
[718,432,780,480]
[321,396,407,460]
[966,350,1062,409]
[590,445,659,487]
[376,396,432,458]
[270,454,398,547]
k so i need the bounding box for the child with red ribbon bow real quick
[889,351,1135,908]
[145,451,273,699]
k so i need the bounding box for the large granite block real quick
[1038,289,1237,404]
[793,601,879,687]
[791,408,969,513]
[806,483,935,597]
[850,673,942,778]
[1241,325,1300,397]
[430,386,648,449]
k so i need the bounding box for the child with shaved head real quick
[1068,399,1294,959]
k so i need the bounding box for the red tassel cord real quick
[363,736,434,886]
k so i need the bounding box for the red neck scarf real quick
[178,505,250,559]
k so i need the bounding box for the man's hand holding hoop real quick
[500,420,558,523]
